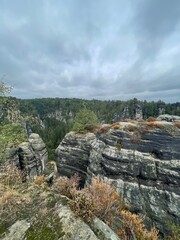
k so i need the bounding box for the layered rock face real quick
[55,121,180,235]
[56,132,94,184]
[10,133,48,178]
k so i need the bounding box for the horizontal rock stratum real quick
[55,120,180,235]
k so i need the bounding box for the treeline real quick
[19,97,180,122]
[2,97,180,160]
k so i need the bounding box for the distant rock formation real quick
[55,120,180,236]
[135,104,143,119]
[122,106,130,120]
[10,133,48,178]
[158,103,166,115]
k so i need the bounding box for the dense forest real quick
[1,96,180,159]
[19,97,180,120]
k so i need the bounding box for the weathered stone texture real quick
[10,133,48,178]
[55,122,180,235]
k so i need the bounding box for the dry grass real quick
[136,119,145,122]
[112,125,120,130]
[0,163,23,189]
[147,117,157,122]
[146,121,164,129]
[111,122,121,129]
[0,189,20,209]
[174,121,180,129]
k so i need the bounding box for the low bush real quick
[52,174,80,199]
[87,177,125,226]
[118,210,159,240]
[147,117,157,122]
[69,189,94,223]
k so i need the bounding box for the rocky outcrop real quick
[10,133,48,178]
[157,114,180,122]
[55,121,180,235]
[47,110,74,123]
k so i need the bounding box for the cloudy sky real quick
[0,0,180,102]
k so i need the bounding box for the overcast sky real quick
[0,0,180,102]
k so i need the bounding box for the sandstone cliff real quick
[55,121,180,235]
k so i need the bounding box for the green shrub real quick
[167,222,180,240]
[72,109,99,133]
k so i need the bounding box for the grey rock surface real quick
[157,114,180,122]
[91,217,120,240]
[57,204,99,240]
[10,133,48,178]
[1,220,30,240]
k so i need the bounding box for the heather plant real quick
[69,189,94,223]
[87,176,125,226]
[118,210,159,240]
[52,174,80,199]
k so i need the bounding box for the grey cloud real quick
[135,0,180,60]
[0,0,179,103]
